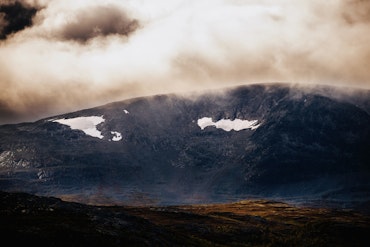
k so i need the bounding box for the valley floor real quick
[1,191,369,246]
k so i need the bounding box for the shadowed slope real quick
[0,83,369,208]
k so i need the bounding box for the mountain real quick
[0,83,369,209]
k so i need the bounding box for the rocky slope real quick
[0,83,369,208]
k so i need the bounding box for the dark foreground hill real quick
[1,191,369,247]
[0,83,369,208]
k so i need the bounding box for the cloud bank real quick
[0,0,369,124]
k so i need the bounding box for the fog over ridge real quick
[0,0,369,124]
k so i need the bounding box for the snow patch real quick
[197,117,215,130]
[52,116,105,139]
[51,116,124,141]
[111,131,122,141]
[197,117,260,131]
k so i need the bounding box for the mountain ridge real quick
[0,83,369,208]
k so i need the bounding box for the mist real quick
[0,0,369,124]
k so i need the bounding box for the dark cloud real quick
[57,4,139,43]
[341,0,370,24]
[0,1,38,40]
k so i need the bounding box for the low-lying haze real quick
[0,0,369,124]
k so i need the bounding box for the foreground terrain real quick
[1,191,369,246]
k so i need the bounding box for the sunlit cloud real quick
[0,0,369,124]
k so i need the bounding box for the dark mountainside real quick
[0,83,370,210]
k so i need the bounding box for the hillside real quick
[0,83,369,208]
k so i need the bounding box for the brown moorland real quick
[1,191,369,246]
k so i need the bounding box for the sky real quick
[0,0,369,124]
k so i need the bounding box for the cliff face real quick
[0,83,369,207]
